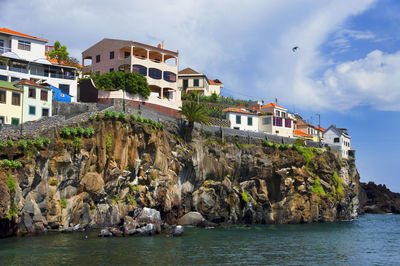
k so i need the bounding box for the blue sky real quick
[1,0,399,191]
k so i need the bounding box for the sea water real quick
[0,214,399,265]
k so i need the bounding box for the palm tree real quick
[179,102,210,142]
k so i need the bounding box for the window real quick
[28,88,36,98]
[11,118,19,125]
[275,110,280,117]
[40,90,48,101]
[124,51,130,58]
[248,117,253,126]
[59,84,70,94]
[18,40,31,51]
[42,108,49,117]
[193,79,199,87]
[0,40,3,49]
[109,68,114,72]
[282,112,286,118]
[273,117,282,127]
[236,115,241,124]
[183,79,188,90]
[29,106,36,115]
[0,90,5,103]
[132,65,147,76]
[0,116,4,124]
[96,55,100,63]
[334,137,340,143]
[12,92,20,105]
[148,68,162,79]
[110,51,114,59]
[0,75,7,81]
[285,119,291,128]
[11,77,20,82]
[262,117,271,125]
[163,71,176,82]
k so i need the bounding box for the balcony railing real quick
[0,47,12,55]
[50,73,75,80]
[9,66,28,74]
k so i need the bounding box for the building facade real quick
[223,108,259,132]
[81,38,181,114]
[323,125,353,159]
[178,67,223,96]
[0,80,23,125]
[259,103,294,138]
[0,28,78,101]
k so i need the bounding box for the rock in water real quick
[136,223,157,235]
[136,208,162,233]
[178,212,205,226]
[172,225,184,237]
[110,227,123,237]
[98,229,112,237]
[123,216,139,235]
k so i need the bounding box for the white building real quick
[0,28,78,101]
[223,107,259,132]
[323,125,353,159]
[178,67,223,96]
[259,103,294,138]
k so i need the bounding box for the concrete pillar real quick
[130,45,133,72]
[160,88,163,99]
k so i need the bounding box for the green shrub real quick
[0,140,4,149]
[96,114,102,120]
[60,198,67,209]
[138,110,142,116]
[27,139,33,146]
[294,138,305,147]
[129,195,137,206]
[7,171,16,193]
[6,203,17,221]
[311,177,326,195]
[262,140,274,148]
[73,137,81,151]
[18,140,27,150]
[89,115,96,121]
[137,116,144,123]
[241,192,249,203]
[44,138,51,145]
[130,114,137,121]
[76,126,85,136]
[70,127,78,136]
[60,127,71,138]
[129,184,140,192]
[333,171,344,198]
[110,111,119,120]
[0,159,22,169]
[104,110,112,119]
[7,139,14,147]
[279,144,291,150]
[106,134,112,153]
[34,137,44,148]
[84,127,95,138]
[119,112,127,121]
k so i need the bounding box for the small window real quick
[109,51,114,59]
[282,112,286,118]
[42,108,49,117]
[193,79,199,87]
[11,77,20,82]
[0,90,5,103]
[236,115,241,124]
[96,55,100,63]
[262,117,271,125]
[275,110,280,117]
[285,119,291,128]
[109,68,114,72]
[11,118,19,125]
[29,88,36,98]
[59,84,70,94]
[29,106,36,115]
[41,90,48,101]
[0,75,7,81]
[12,92,20,105]
[334,137,340,143]
[124,51,130,58]
[18,40,31,51]
[0,116,4,124]
[248,117,252,126]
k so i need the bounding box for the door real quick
[183,79,188,91]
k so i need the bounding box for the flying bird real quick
[292,46,299,52]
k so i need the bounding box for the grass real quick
[311,177,326,196]
[0,159,23,169]
[7,171,16,193]
[60,198,67,209]
[111,195,120,205]
[49,179,58,186]
[129,184,140,193]
[333,171,344,198]
[5,203,18,221]
[129,195,137,207]
[241,192,249,203]
[106,134,112,153]
[73,137,81,151]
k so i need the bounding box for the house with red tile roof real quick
[323,125,353,159]
[259,102,295,138]
[223,107,259,132]
[178,67,223,96]
[0,28,78,101]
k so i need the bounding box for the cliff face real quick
[0,120,360,237]
[359,182,400,214]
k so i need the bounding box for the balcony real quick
[0,47,12,55]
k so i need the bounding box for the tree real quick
[179,102,210,142]
[92,71,151,98]
[47,41,69,64]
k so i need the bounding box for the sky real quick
[1,0,399,191]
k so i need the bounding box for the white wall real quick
[20,85,52,123]
[226,112,259,132]
[11,36,46,61]
[323,129,351,158]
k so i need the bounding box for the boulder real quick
[80,172,104,194]
[135,223,157,235]
[178,212,204,226]
[172,225,184,237]
[136,208,162,233]
[123,216,138,235]
[110,227,123,237]
[98,229,112,237]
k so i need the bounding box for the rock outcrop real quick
[359,182,400,214]
[0,119,361,237]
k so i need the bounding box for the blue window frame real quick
[148,68,162,79]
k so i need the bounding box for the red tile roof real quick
[47,57,82,68]
[179,67,200,75]
[222,108,254,115]
[294,130,312,137]
[261,103,286,110]
[0,28,49,42]
[314,126,326,132]
[15,80,49,89]
[208,78,222,85]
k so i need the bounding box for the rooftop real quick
[179,67,201,75]
[222,107,255,115]
[0,28,49,42]
[0,80,23,92]
[261,102,286,110]
[15,80,49,89]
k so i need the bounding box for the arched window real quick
[163,71,176,82]
[149,68,162,79]
[132,64,147,76]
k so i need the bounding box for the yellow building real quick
[0,80,23,125]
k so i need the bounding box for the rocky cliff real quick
[359,182,400,214]
[0,119,361,237]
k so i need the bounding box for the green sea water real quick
[0,214,399,265]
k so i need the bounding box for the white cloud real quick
[3,0,398,111]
